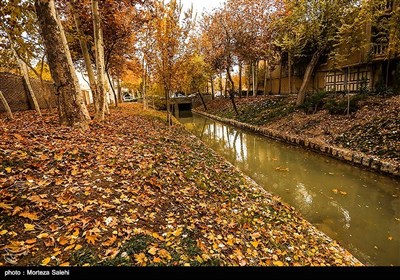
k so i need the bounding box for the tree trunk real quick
[254,60,258,96]
[70,1,99,113]
[288,52,292,94]
[117,78,122,103]
[269,65,273,95]
[296,48,323,105]
[210,75,215,100]
[51,0,90,120]
[106,71,118,107]
[198,91,207,111]
[7,34,42,116]
[35,0,89,130]
[252,61,256,97]
[278,57,282,95]
[19,59,42,116]
[0,90,13,120]
[263,59,267,95]
[227,67,238,115]
[238,62,242,98]
[246,63,251,97]
[219,73,223,96]
[92,0,107,121]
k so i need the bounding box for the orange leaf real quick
[25,239,37,245]
[19,212,39,221]
[102,235,117,247]
[58,236,69,245]
[0,202,12,210]
[86,233,99,245]
[60,262,70,267]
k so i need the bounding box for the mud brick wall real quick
[0,72,57,112]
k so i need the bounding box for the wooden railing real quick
[373,42,388,57]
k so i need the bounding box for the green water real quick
[180,114,400,266]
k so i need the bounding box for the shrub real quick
[299,91,328,114]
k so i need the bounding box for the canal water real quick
[179,113,400,266]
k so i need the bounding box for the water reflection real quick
[180,115,400,266]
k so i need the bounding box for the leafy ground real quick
[197,95,400,165]
[0,104,361,266]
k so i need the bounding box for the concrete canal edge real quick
[192,109,400,178]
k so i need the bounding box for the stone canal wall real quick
[192,109,399,177]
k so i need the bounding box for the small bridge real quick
[169,97,194,118]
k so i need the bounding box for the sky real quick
[181,0,225,14]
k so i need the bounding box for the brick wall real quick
[0,72,57,112]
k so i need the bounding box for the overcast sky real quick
[181,0,225,14]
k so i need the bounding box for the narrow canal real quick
[179,113,400,266]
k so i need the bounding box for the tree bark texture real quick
[0,90,14,120]
[35,0,89,130]
[296,48,323,105]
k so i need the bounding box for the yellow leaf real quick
[388,236,393,241]
[37,233,49,239]
[5,167,12,173]
[0,230,8,235]
[102,235,117,247]
[153,257,161,263]
[148,246,158,255]
[173,227,183,237]
[339,191,347,196]
[74,244,83,250]
[64,244,75,251]
[134,253,147,265]
[54,153,63,161]
[332,189,339,194]
[273,261,284,266]
[25,239,37,244]
[227,239,234,246]
[196,255,203,263]
[60,262,70,267]
[158,249,171,260]
[24,223,35,231]
[41,257,51,266]
[251,241,259,248]
[19,212,39,221]
[0,202,12,210]
[72,229,80,237]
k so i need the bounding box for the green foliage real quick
[326,94,365,115]
[299,91,328,114]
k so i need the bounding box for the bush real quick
[326,94,365,115]
[299,91,328,114]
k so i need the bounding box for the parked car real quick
[171,92,185,98]
[122,94,136,102]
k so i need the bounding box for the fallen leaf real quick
[388,236,393,241]
[273,260,284,266]
[74,244,83,250]
[5,167,12,173]
[41,257,51,266]
[148,246,158,255]
[58,236,69,245]
[0,230,8,235]
[0,202,12,210]
[19,212,39,221]
[25,239,37,245]
[86,233,99,245]
[60,262,70,267]
[134,253,147,265]
[251,241,259,248]
[37,233,49,239]
[102,235,117,247]
[24,223,35,231]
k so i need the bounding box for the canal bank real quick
[180,113,400,266]
[192,109,399,178]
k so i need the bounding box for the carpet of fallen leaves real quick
[198,95,400,166]
[0,104,361,266]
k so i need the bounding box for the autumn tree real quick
[35,0,90,130]
[277,0,355,105]
[141,0,194,123]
